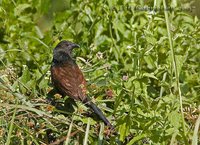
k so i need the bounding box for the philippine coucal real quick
[50,40,112,128]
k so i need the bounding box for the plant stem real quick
[163,0,187,144]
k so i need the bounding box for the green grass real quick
[0,0,200,144]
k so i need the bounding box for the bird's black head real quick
[54,40,80,52]
[53,40,80,63]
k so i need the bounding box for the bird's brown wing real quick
[51,61,113,128]
[51,62,87,101]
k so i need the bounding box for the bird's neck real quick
[52,55,76,66]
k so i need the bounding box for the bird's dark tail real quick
[84,97,113,128]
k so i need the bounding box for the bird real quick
[50,40,113,128]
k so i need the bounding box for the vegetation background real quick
[0,0,199,144]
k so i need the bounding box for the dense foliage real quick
[0,0,199,144]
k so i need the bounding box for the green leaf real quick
[18,15,32,23]
[168,110,181,129]
[14,4,31,16]
[143,73,158,80]
[146,36,157,45]
[119,115,131,141]
[19,66,31,83]
[127,133,147,145]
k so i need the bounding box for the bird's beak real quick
[71,43,80,49]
